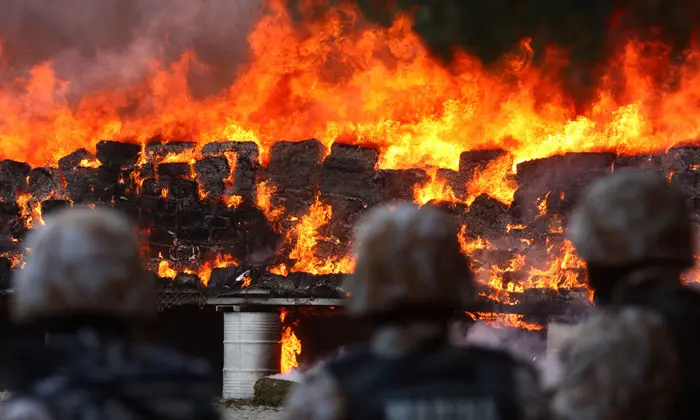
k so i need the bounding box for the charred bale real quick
[313,238,352,267]
[670,169,700,218]
[58,148,97,171]
[666,146,700,172]
[171,272,205,289]
[436,168,467,200]
[209,205,282,265]
[96,141,141,168]
[157,163,192,180]
[375,168,429,201]
[320,195,367,243]
[64,168,99,203]
[0,160,30,202]
[462,194,510,240]
[202,141,259,161]
[265,140,325,216]
[266,139,325,190]
[209,266,250,290]
[26,168,59,201]
[168,179,199,206]
[320,143,381,204]
[512,152,614,223]
[202,141,260,201]
[41,200,72,217]
[194,157,229,201]
[459,149,507,175]
[145,142,196,162]
[140,178,163,197]
[613,154,665,172]
[0,202,21,242]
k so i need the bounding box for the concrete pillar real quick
[222,310,281,399]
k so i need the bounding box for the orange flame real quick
[16,193,44,229]
[256,181,285,225]
[280,309,302,374]
[288,196,355,275]
[466,312,544,331]
[158,260,177,279]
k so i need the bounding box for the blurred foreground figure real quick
[552,171,700,419]
[0,207,220,420]
[282,203,547,420]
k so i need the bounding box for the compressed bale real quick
[512,152,614,223]
[253,377,296,406]
[613,154,664,172]
[168,179,200,206]
[201,141,260,200]
[201,141,259,161]
[266,139,325,190]
[145,141,197,162]
[157,163,192,179]
[209,266,249,289]
[95,140,141,168]
[172,272,206,289]
[436,168,467,199]
[194,157,229,201]
[375,168,429,201]
[58,148,97,171]
[459,149,507,175]
[64,168,99,203]
[322,143,378,173]
[666,146,700,171]
[0,160,30,202]
[463,194,511,240]
[26,168,59,201]
[320,144,380,201]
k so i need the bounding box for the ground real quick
[221,405,281,420]
[1,391,281,420]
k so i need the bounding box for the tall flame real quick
[280,309,302,374]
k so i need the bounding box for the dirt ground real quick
[220,405,281,420]
[2,392,282,419]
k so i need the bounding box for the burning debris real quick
[0,136,698,320]
[2,1,700,322]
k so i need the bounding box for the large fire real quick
[1,1,698,344]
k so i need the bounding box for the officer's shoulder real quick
[562,306,673,361]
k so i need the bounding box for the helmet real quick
[567,171,694,267]
[11,206,154,323]
[342,202,475,317]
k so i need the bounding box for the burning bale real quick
[0,138,696,319]
[4,0,700,322]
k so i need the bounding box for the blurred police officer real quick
[552,171,700,419]
[0,206,220,420]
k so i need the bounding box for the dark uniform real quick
[0,207,220,420]
[552,171,699,419]
[281,203,546,420]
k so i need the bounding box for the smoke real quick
[0,0,263,98]
[457,303,595,389]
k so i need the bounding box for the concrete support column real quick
[222,309,281,399]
